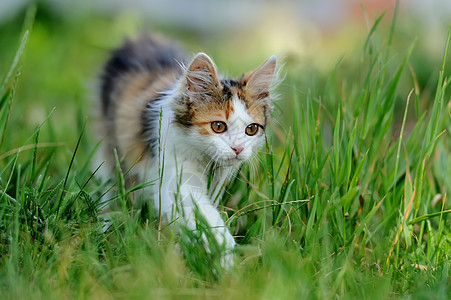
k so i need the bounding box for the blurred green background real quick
[1,0,450,156]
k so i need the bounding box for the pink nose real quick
[231,146,244,155]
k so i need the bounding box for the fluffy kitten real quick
[99,35,278,267]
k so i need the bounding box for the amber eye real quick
[211,121,227,133]
[245,123,260,136]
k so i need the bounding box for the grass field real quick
[0,5,450,299]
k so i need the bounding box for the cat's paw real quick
[217,230,236,269]
[221,249,235,270]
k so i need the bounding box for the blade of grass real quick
[407,209,451,225]
[361,11,386,61]
[56,119,86,215]
[391,89,413,208]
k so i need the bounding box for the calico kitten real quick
[99,35,278,267]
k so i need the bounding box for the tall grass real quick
[0,8,450,299]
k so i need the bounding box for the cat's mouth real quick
[219,156,246,166]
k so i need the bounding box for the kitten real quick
[98,35,278,267]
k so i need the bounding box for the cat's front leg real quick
[163,170,235,268]
[181,195,236,269]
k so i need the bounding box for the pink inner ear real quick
[245,55,277,95]
[187,69,214,93]
[186,53,219,93]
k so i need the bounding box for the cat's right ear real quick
[185,53,220,94]
[241,55,277,101]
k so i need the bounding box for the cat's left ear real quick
[185,53,220,94]
[242,55,277,100]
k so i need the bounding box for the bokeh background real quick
[0,0,450,156]
[0,2,450,297]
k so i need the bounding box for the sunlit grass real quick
[0,6,450,299]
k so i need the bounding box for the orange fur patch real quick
[225,100,233,119]
[115,70,178,165]
[192,101,227,135]
[245,102,266,125]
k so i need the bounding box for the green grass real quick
[0,6,450,299]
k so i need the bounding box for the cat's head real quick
[174,53,278,166]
